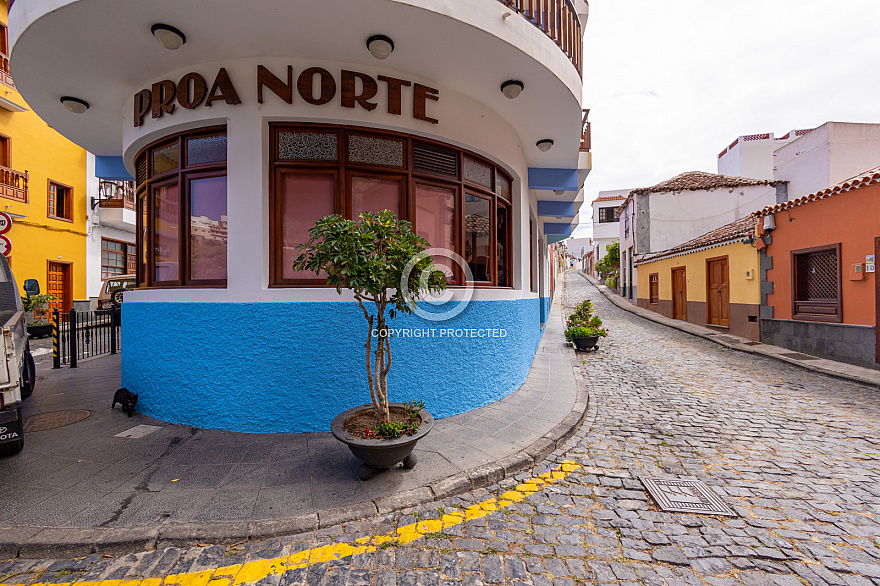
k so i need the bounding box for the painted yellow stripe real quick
[2,461,579,586]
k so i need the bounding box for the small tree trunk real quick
[374,312,390,421]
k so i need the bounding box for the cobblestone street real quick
[3,270,879,586]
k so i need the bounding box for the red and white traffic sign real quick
[0,212,11,235]
[0,235,10,256]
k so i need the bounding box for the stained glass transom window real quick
[347,135,404,167]
[279,132,338,161]
[464,157,492,189]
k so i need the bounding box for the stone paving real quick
[3,270,880,585]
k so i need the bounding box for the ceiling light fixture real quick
[151,24,187,50]
[536,139,554,152]
[554,190,565,195]
[367,35,394,59]
[500,80,524,99]
[60,96,89,114]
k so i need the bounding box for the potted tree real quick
[564,299,608,351]
[23,293,57,339]
[293,210,446,479]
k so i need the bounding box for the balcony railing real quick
[0,53,15,89]
[98,181,135,210]
[0,165,28,202]
[497,0,583,76]
[580,108,590,151]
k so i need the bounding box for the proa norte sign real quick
[133,66,440,128]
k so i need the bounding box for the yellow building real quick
[634,216,762,341]
[0,0,87,311]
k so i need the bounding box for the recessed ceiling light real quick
[367,35,394,60]
[151,24,187,50]
[60,96,89,114]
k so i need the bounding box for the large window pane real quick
[154,183,179,282]
[415,182,456,282]
[497,202,510,287]
[351,175,400,218]
[465,194,491,282]
[281,173,335,280]
[190,176,228,280]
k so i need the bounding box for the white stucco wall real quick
[647,184,777,252]
[774,122,880,198]
[718,138,789,180]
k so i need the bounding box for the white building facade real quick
[10,0,591,432]
[590,190,626,278]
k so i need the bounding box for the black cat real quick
[112,387,138,417]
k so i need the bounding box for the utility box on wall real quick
[849,263,865,281]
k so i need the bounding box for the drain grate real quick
[779,352,820,361]
[23,410,92,432]
[640,477,736,516]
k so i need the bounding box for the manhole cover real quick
[779,352,820,361]
[23,410,92,432]
[640,477,736,516]
[541,347,566,353]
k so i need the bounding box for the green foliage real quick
[403,400,425,420]
[22,293,57,313]
[373,420,419,438]
[567,299,594,324]
[564,315,608,341]
[595,240,620,278]
[605,275,618,289]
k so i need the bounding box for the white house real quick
[717,130,807,180]
[10,0,592,432]
[590,190,627,278]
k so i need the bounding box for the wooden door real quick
[707,257,729,327]
[673,267,687,321]
[47,261,72,314]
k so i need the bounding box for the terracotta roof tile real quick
[630,171,781,196]
[635,216,757,265]
[594,195,626,202]
[752,164,880,217]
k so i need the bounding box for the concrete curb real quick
[1,289,591,559]
[579,271,880,388]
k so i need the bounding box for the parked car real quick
[97,274,135,310]
[0,255,36,457]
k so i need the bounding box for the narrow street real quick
[2,270,878,586]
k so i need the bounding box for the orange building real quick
[753,166,879,369]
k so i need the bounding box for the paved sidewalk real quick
[0,294,588,558]
[582,272,880,387]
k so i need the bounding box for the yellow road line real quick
[6,461,580,586]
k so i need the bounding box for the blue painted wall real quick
[540,296,551,324]
[122,298,542,433]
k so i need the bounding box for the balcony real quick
[0,165,28,202]
[97,180,135,210]
[0,52,14,89]
[497,0,583,76]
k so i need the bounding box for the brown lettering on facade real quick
[297,67,336,106]
[205,68,242,107]
[151,80,176,119]
[341,70,378,111]
[133,89,152,127]
[413,83,440,124]
[377,75,411,116]
[257,65,293,105]
[177,73,208,109]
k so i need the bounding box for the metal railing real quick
[53,308,121,368]
[0,53,14,89]
[497,0,583,76]
[581,108,591,151]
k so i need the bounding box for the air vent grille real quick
[413,142,458,178]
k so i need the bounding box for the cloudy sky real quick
[570,0,880,238]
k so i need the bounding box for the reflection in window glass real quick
[281,174,335,280]
[351,176,400,218]
[497,202,510,287]
[154,184,179,282]
[190,177,228,280]
[153,143,179,175]
[415,183,456,283]
[465,194,491,282]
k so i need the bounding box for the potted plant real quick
[564,316,608,351]
[292,210,446,480]
[23,293,57,339]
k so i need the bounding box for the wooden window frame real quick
[0,132,10,168]
[100,237,135,279]
[597,206,617,224]
[268,123,513,289]
[649,273,659,305]
[135,126,227,289]
[791,243,842,323]
[48,179,74,222]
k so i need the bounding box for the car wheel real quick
[21,350,35,399]
[0,408,24,457]
[111,289,125,306]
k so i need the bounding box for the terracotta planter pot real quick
[573,335,600,351]
[331,402,434,480]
